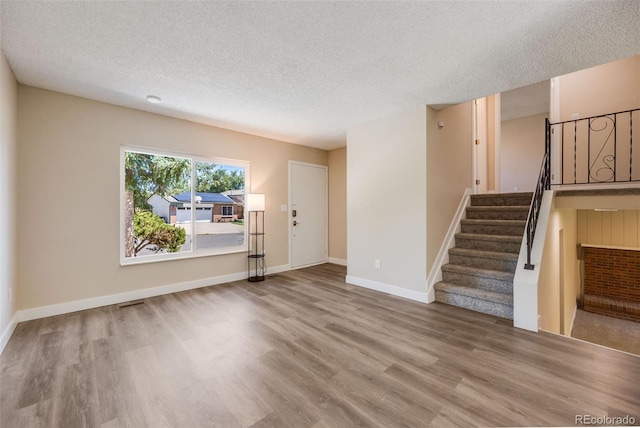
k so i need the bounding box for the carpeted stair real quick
[434,192,533,319]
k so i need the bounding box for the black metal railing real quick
[523,109,639,270]
[551,108,639,185]
[524,125,551,270]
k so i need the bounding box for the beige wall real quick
[328,147,347,262]
[558,55,639,122]
[1,52,18,339]
[17,86,327,311]
[347,106,427,295]
[500,112,547,192]
[426,103,473,274]
[537,201,580,335]
[577,209,640,248]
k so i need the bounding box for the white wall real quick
[346,106,427,301]
[16,86,328,315]
[0,51,18,350]
[500,112,547,192]
[328,147,347,263]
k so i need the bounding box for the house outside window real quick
[121,146,248,265]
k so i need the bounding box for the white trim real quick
[471,101,477,191]
[568,303,578,336]
[328,257,347,266]
[426,188,473,303]
[474,97,488,193]
[120,145,251,265]
[288,160,329,269]
[16,264,290,323]
[346,275,427,303]
[550,77,561,184]
[581,243,640,252]
[552,182,640,192]
[0,312,18,355]
[493,93,501,192]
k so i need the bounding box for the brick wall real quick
[583,246,640,322]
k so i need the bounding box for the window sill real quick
[120,245,248,266]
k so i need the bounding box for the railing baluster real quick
[631,111,634,181]
[574,120,577,184]
[613,113,617,182]
[587,118,591,183]
[561,123,564,184]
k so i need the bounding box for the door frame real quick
[473,98,488,193]
[288,160,328,269]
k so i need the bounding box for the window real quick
[121,147,248,265]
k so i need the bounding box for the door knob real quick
[293,220,299,226]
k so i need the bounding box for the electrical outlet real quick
[375,259,381,269]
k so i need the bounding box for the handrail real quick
[524,138,551,270]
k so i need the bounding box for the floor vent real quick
[118,300,145,309]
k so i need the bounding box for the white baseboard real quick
[1,312,18,355]
[426,188,473,301]
[328,257,347,266]
[17,264,290,323]
[568,303,578,336]
[346,275,427,303]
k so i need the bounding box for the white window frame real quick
[222,205,234,217]
[120,145,250,266]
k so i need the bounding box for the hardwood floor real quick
[2,263,639,427]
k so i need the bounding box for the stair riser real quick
[442,271,513,294]
[460,223,525,236]
[466,210,529,220]
[435,290,513,320]
[455,237,521,253]
[470,194,533,207]
[449,253,517,272]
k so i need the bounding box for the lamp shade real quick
[246,193,265,211]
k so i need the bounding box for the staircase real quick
[434,192,533,320]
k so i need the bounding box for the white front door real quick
[290,161,328,268]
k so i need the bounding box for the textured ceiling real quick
[1,1,639,150]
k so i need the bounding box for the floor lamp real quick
[246,193,266,282]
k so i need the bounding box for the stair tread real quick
[472,192,533,196]
[442,263,514,280]
[471,192,533,199]
[449,247,519,260]
[460,219,526,226]
[455,233,522,242]
[434,282,513,305]
[467,205,529,211]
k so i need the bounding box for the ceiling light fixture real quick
[146,95,161,104]
[594,208,619,212]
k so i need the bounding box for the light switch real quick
[281,204,287,212]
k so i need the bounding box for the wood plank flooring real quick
[2,263,639,427]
